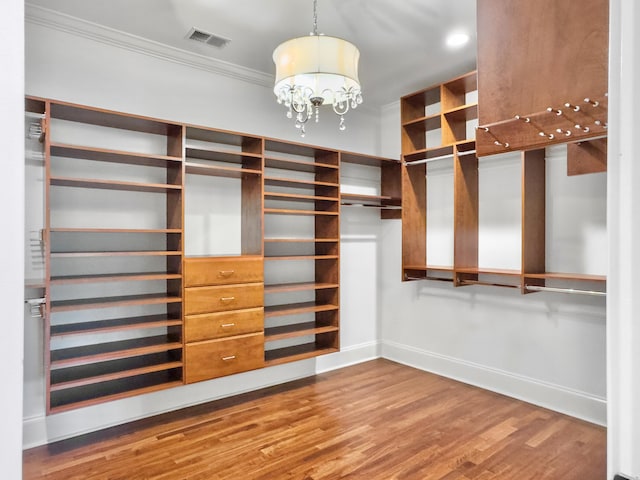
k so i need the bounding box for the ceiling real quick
[26,0,478,108]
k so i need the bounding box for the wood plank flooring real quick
[23,359,606,479]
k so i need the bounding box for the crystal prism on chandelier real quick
[272,0,363,137]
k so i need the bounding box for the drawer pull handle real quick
[221,323,236,328]
[218,270,235,277]
[220,297,235,303]
[221,355,236,361]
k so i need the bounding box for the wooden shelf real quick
[264,282,339,294]
[263,208,338,216]
[50,272,181,285]
[265,156,338,173]
[264,176,338,189]
[50,250,181,258]
[340,193,401,208]
[50,335,183,369]
[50,228,182,234]
[264,302,339,318]
[264,238,339,243]
[50,100,181,135]
[50,143,182,168]
[402,114,442,131]
[404,265,454,272]
[51,314,182,337]
[404,145,455,164]
[49,378,183,415]
[265,322,339,342]
[264,255,338,261]
[50,294,182,313]
[524,272,606,282]
[50,359,183,392]
[456,267,522,276]
[264,344,338,367]
[186,146,261,163]
[443,104,479,122]
[340,152,400,167]
[185,126,262,150]
[185,162,261,178]
[50,176,182,193]
[264,139,338,162]
[264,192,339,202]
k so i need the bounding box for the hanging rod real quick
[405,276,453,283]
[404,149,476,167]
[459,279,521,289]
[525,285,606,297]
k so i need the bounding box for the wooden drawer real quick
[185,308,264,342]
[184,283,263,316]
[184,256,263,287]
[185,333,264,383]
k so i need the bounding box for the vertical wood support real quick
[521,148,546,293]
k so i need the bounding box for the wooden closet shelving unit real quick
[26,95,399,413]
[40,98,184,414]
[401,71,479,283]
[402,68,607,293]
[262,139,341,366]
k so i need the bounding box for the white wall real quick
[1,0,25,477]
[379,102,607,425]
[23,14,382,447]
[607,0,640,477]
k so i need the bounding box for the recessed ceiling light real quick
[446,31,470,49]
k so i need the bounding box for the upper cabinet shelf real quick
[401,71,478,157]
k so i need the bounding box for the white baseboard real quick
[381,340,607,426]
[315,341,381,374]
[22,360,315,449]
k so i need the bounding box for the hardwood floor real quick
[23,359,606,479]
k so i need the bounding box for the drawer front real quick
[184,283,263,316]
[185,333,264,383]
[185,308,264,342]
[184,256,263,287]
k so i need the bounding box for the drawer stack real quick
[183,256,264,383]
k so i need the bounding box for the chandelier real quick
[272,0,363,137]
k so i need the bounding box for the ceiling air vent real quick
[186,27,231,48]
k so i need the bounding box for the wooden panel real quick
[477,0,608,155]
[184,283,263,316]
[453,149,478,270]
[184,333,264,383]
[381,161,402,220]
[184,308,264,343]
[401,163,426,271]
[241,173,264,255]
[567,138,607,175]
[521,149,546,282]
[184,256,263,287]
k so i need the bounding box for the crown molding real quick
[25,3,274,88]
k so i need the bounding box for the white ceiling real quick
[26,0,478,107]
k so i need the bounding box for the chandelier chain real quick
[312,0,318,36]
